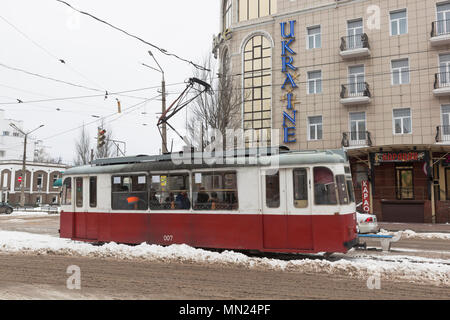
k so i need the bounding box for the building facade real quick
[215,0,450,223]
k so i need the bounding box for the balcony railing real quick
[340,82,371,99]
[342,131,373,147]
[434,72,450,89]
[431,20,450,37]
[435,125,450,143]
[340,33,370,51]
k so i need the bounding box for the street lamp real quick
[142,50,167,154]
[9,123,45,207]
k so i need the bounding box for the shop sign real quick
[361,181,370,213]
[280,20,298,143]
[373,151,426,165]
[212,29,232,58]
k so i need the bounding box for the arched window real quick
[239,0,276,22]
[243,34,272,145]
[224,0,232,30]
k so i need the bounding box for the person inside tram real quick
[196,187,209,209]
[149,188,160,209]
[175,191,191,210]
[208,191,219,210]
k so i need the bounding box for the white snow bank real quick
[0,230,448,287]
[2,211,59,217]
[379,229,450,240]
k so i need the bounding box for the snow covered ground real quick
[0,230,448,288]
[379,229,450,240]
[1,210,59,218]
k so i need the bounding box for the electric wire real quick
[56,0,210,72]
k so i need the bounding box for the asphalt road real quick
[0,214,449,300]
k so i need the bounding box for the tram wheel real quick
[323,252,334,259]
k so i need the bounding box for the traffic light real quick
[97,128,106,148]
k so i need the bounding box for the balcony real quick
[340,82,372,105]
[339,34,371,59]
[433,72,450,96]
[430,20,450,46]
[435,126,450,143]
[342,131,373,148]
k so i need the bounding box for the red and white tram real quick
[60,148,358,254]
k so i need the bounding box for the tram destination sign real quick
[372,151,427,165]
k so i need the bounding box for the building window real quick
[307,70,322,94]
[396,166,414,200]
[308,116,323,141]
[192,172,238,210]
[3,131,9,136]
[243,35,272,145]
[349,112,367,143]
[347,19,363,49]
[111,175,148,210]
[348,65,365,95]
[391,59,410,85]
[224,0,232,30]
[149,174,190,210]
[89,177,97,208]
[390,9,407,35]
[393,108,412,134]
[307,26,321,49]
[12,132,19,137]
[265,172,279,208]
[442,105,450,138]
[37,174,43,189]
[436,3,450,36]
[239,0,276,22]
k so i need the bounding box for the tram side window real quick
[62,177,72,205]
[111,175,148,210]
[149,174,190,210]
[192,172,238,210]
[336,175,349,205]
[293,169,308,208]
[266,172,280,208]
[75,178,83,207]
[313,167,337,205]
[347,179,355,203]
[89,177,97,208]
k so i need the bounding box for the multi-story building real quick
[215,0,450,223]
[0,109,68,205]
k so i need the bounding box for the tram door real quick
[262,168,313,250]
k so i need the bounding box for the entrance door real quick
[349,112,367,146]
[348,65,365,96]
[262,168,313,250]
[286,168,313,250]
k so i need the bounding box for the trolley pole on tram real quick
[9,123,44,207]
[143,50,167,154]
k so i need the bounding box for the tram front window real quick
[336,175,349,205]
[111,175,148,210]
[62,177,72,205]
[193,172,238,210]
[313,167,337,205]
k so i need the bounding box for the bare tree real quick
[186,53,242,150]
[73,124,91,166]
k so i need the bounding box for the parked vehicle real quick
[0,202,14,215]
[356,203,379,234]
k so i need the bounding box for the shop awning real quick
[53,178,62,187]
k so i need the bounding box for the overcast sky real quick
[0,0,220,164]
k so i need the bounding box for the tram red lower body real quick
[60,211,357,254]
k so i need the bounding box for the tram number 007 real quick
[163,235,173,242]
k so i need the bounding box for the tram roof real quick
[64,148,348,176]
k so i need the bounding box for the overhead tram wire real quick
[42,93,162,141]
[0,81,187,105]
[56,0,210,72]
[0,13,107,92]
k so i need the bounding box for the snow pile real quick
[5,211,59,217]
[0,230,448,287]
[379,229,450,240]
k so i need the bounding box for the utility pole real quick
[143,50,167,153]
[10,123,45,207]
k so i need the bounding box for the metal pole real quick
[162,77,168,154]
[20,134,27,207]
